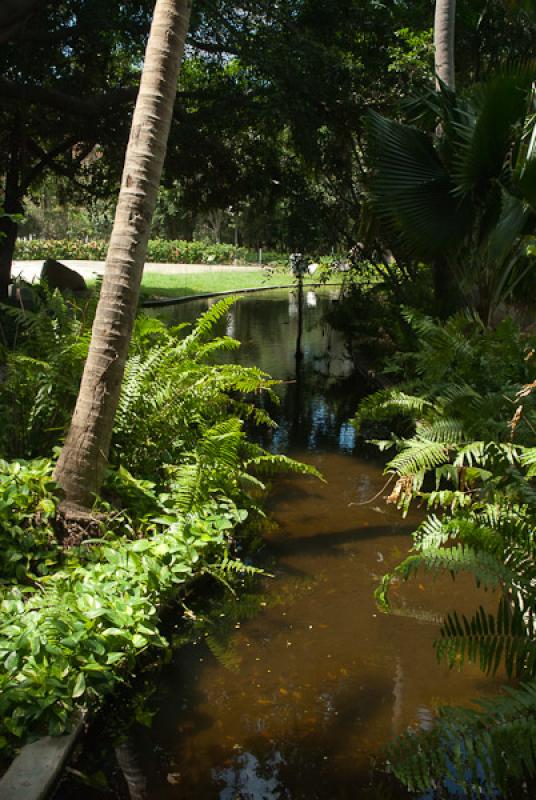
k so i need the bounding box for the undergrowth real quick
[354,309,536,798]
[0,292,320,756]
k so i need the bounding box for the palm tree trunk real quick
[434,0,456,90]
[54,0,192,510]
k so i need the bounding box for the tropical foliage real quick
[0,294,319,754]
[354,311,536,797]
[363,66,536,321]
[0,492,247,748]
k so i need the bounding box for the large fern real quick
[0,287,93,458]
[112,300,280,476]
[353,311,536,795]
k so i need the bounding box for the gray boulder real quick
[41,258,87,293]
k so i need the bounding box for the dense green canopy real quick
[1,0,535,290]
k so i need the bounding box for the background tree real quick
[0,0,156,294]
[3,0,535,282]
[434,0,457,89]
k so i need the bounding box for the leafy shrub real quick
[14,238,249,264]
[354,308,536,453]
[0,459,60,583]
[113,299,279,477]
[0,295,320,754]
[0,435,317,751]
[0,501,245,748]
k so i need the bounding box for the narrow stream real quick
[56,289,499,799]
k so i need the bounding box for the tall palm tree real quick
[54,0,192,510]
[434,0,456,90]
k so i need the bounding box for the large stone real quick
[41,258,87,293]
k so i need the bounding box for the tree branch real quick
[0,78,139,117]
[0,0,51,44]
[23,136,84,190]
[188,37,238,56]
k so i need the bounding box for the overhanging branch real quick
[0,78,139,116]
[0,0,51,44]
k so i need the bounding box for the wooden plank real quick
[0,718,83,800]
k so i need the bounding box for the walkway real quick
[12,260,259,283]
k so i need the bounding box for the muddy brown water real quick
[55,289,500,800]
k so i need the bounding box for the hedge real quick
[14,238,250,264]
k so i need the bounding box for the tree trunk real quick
[1,117,24,297]
[434,0,456,90]
[54,0,192,509]
[433,0,456,311]
[0,213,18,297]
[432,257,457,319]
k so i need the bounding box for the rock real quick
[41,258,87,292]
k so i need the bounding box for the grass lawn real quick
[139,269,301,300]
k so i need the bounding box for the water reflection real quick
[214,750,286,800]
[149,289,361,455]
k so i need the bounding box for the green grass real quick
[138,269,299,300]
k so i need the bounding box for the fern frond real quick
[185,296,237,342]
[375,542,513,611]
[388,436,450,475]
[416,417,465,443]
[388,682,536,795]
[436,597,536,678]
[352,389,429,432]
[245,453,324,480]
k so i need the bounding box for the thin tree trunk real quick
[54,0,192,510]
[0,214,18,297]
[1,117,24,297]
[434,0,456,90]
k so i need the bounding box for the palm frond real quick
[366,111,471,256]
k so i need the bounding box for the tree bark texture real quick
[434,0,456,90]
[54,0,192,509]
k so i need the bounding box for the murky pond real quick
[56,289,499,799]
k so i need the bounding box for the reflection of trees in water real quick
[263,367,371,454]
[209,675,414,800]
[150,290,365,455]
[114,739,147,800]
[199,290,365,454]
